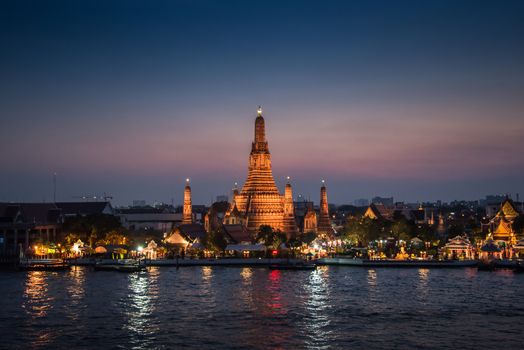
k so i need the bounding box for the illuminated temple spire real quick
[317,179,332,236]
[182,178,193,224]
[283,176,298,238]
[235,107,285,233]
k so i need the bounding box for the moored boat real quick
[94,259,144,272]
[318,257,478,268]
[19,258,70,271]
[269,261,317,270]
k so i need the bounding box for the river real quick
[0,266,523,349]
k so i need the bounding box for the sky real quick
[1,0,523,206]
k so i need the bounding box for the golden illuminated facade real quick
[222,107,333,238]
[182,179,193,224]
[489,199,520,245]
[224,107,296,236]
[317,181,332,236]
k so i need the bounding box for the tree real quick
[64,233,80,245]
[300,231,317,246]
[513,214,524,234]
[205,229,228,252]
[63,214,123,242]
[256,225,286,251]
[99,230,126,245]
[391,217,414,241]
[342,216,385,246]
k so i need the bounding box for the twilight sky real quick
[1,0,523,206]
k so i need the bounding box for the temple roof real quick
[223,224,252,244]
[495,199,520,220]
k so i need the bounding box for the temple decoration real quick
[227,107,296,236]
[317,180,333,237]
[182,178,193,224]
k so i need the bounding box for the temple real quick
[182,178,193,224]
[488,198,520,245]
[221,107,332,238]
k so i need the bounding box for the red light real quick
[272,250,278,255]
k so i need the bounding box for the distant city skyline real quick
[1,0,523,205]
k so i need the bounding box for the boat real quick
[317,257,478,268]
[269,261,317,270]
[19,258,70,271]
[94,259,144,272]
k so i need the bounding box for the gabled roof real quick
[177,224,206,241]
[56,201,113,216]
[0,202,62,225]
[223,224,252,244]
[365,203,393,220]
[495,199,520,220]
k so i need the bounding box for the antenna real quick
[53,172,57,202]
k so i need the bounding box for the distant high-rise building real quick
[132,200,146,207]
[216,195,228,202]
[353,198,369,207]
[371,196,394,207]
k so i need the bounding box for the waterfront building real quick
[488,199,520,245]
[165,223,206,252]
[441,235,474,260]
[512,238,524,258]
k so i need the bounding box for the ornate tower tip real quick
[286,176,290,181]
[257,105,262,116]
[321,179,325,184]
[186,178,190,183]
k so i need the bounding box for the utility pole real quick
[53,172,57,203]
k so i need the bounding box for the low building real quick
[117,207,183,232]
[0,202,63,254]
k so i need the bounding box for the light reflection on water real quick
[65,266,86,321]
[303,267,332,350]
[125,268,160,343]
[239,268,254,308]
[1,266,523,349]
[23,271,53,318]
[417,268,430,301]
[23,271,56,348]
[267,269,284,315]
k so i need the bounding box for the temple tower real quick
[282,176,298,238]
[235,107,285,233]
[182,178,193,224]
[317,180,332,236]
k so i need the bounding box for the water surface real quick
[1,266,523,349]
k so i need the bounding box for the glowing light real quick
[137,246,144,252]
[257,106,262,115]
[186,178,190,183]
[72,243,80,254]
